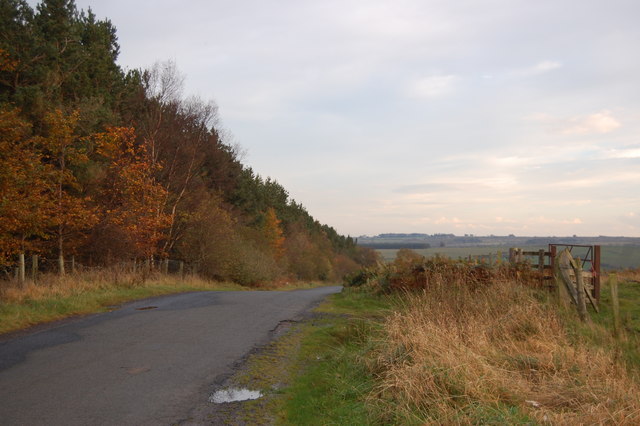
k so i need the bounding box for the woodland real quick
[0,0,377,285]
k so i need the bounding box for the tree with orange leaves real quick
[263,207,286,260]
[0,107,52,264]
[39,109,97,273]
[94,126,170,259]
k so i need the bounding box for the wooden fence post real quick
[18,252,26,286]
[553,252,571,308]
[538,249,545,286]
[179,261,184,278]
[32,255,38,283]
[71,255,75,274]
[59,253,65,276]
[538,249,545,272]
[162,258,169,274]
[609,273,621,339]
[573,257,588,322]
[496,250,502,266]
[594,245,601,303]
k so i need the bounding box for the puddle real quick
[209,388,263,404]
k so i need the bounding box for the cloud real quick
[604,147,640,159]
[407,74,456,98]
[530,216,583,225]
[514,60,562,77]
[435,216,463,224]
[394,183,460,194]
[561,110,621,135]
[533,60,562,73]
[529,110,622,136]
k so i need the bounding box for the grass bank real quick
[281,289,392,425]
[0,271,330,336]
[279,267,640,424]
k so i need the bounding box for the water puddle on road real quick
[209,388,263,404]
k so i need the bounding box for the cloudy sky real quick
[45,0,640,236]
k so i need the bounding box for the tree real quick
[94,126,170,259]
[263,207,285,260]
[0,106,52,263]
[40,108,96,273]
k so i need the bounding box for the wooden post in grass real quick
[573,257,588,322]
[538,249,545,286]
[538,249,545,271]
[32,255,38,283]
[497,250,502,266]
[71,256,75,274]
[179,261,184,278]
[553,252,570,308]
[609,273,621,339]
[162,258,169,274]
[59,253,65,276]
[18,252,25,285]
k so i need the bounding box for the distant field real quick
[376,245,640,270]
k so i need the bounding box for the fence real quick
[2,254,191,286]
[459,245,602,313]
[507,245,601,313]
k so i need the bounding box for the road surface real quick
[0,286,341,425]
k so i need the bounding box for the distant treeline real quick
[358,243,432,250]
[374,233,454,238]
[0,0,377,284]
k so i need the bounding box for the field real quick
[376,245,640,270]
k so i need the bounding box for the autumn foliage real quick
[0,0,376,283]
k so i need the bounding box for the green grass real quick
[585,275,640,373]
[279,288,393,425]
[597,276,640,334]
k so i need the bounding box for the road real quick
[0,286,341,425]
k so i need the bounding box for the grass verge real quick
[277,274,640,424]
[278,287,393,425]
[0,271,333,336]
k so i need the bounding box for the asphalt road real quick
[0,286,342,425]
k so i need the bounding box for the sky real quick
[32,0,640,237]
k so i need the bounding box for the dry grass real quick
[0,266,334,335]
[610,268,640,283]
[0,269,237,304]
[0,267,248,335]
[368,275,640,424]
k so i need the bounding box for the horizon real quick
[357,233,640,239]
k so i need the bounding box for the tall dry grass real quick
[0,267,227,304]
[611,267,640,283]
[368,275,640,424]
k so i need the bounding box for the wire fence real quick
[1,255,193,284]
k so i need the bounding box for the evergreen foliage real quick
[0,0,377,283]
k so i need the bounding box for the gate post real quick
[593,245,601,303]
